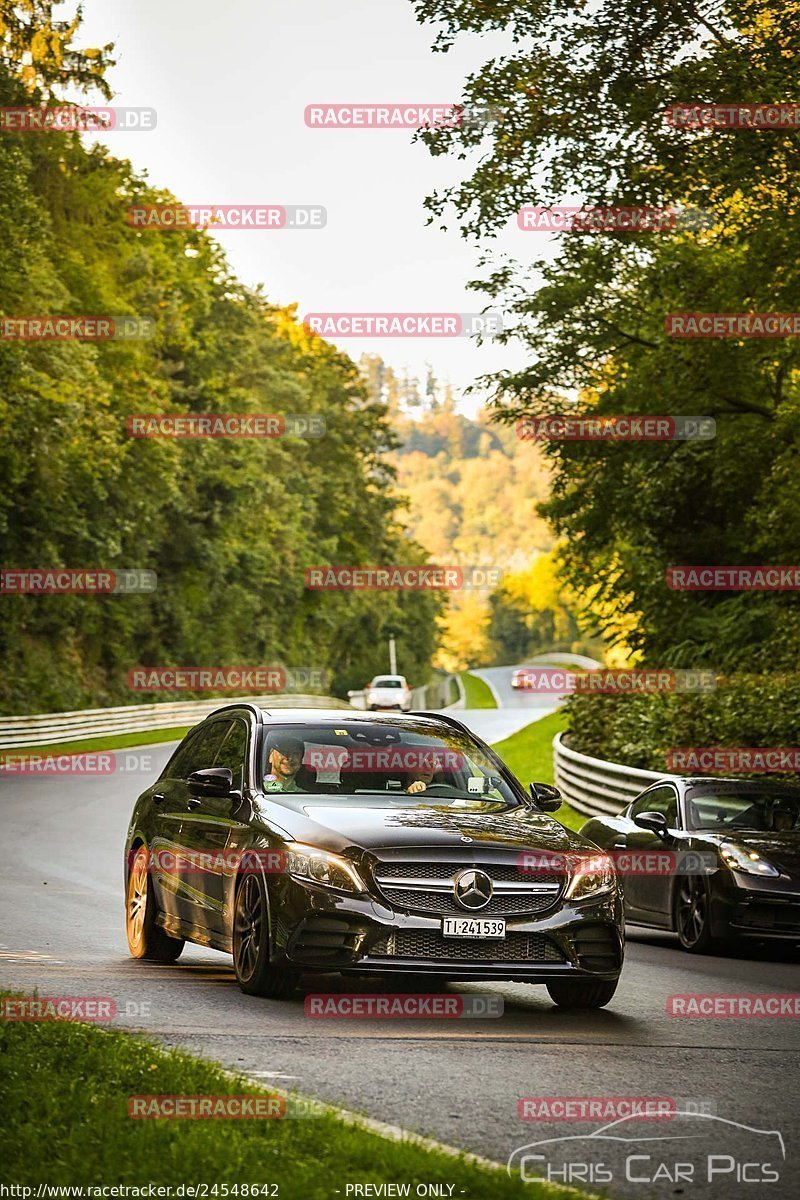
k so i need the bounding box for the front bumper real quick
[711,872,800,941]
[269,876,624,982]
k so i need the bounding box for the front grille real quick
[735,900,800,934]
[375,887,553,916]
[369,929,564,963]
[376,861,554,883]
[372,860,563,917]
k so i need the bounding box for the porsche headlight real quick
[284,843,366,892]
[565,853,616,900]
[720,842,780,878]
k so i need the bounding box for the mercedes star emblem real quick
[454,868,493,911]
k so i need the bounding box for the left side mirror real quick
[633,810,668,836]
[529,781,562,812]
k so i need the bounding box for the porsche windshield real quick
[687,790,800,832]
[259,720,522,809]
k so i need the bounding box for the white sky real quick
[72,0,548,414]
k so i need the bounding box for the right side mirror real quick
[633,810,668,836]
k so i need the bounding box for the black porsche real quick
[580,776,800,952]
[124,705,624,1007]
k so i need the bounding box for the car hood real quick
[255,793,587,858]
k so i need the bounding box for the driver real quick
[406,767,436,795]
[770,801,797,832]
[263,734,305,793]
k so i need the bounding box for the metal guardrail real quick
[553,732,679,819]
[0,694,351,750]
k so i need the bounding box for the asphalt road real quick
[458,665,562,741]
[2,674,799,1200]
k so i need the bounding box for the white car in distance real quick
[364,674,413,712]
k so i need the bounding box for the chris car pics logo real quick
[508,1112,785,1188]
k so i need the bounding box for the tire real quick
[546,979,618,1009]
[233,872,298,998]
[673,874,717,953]
[126,844,184,962]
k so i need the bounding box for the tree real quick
[411,0,800,670]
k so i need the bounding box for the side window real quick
[630,785,679,828]
[162,730,202,781]
[164,721,231,781]
[214,719,249,790]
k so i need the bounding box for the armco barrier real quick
[553,732,679,818]
[0,694,350,751]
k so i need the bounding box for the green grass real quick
[0,1000,586,1199]
[491,710,585,833]
[460,671,497,708]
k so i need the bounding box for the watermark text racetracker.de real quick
[517,414,715,441]
[1,569,156,594]
[0,105,156,131]
[1,316,153,341]
[304,993,503,1018]
[127,205,326,230]
[667,565,800,590]
[667,748,800,772]
[126,414,325,438]
[303,313,503,338]
[510,667,716,693]
[667,312,800,337]
[517,205,714,233]
[304,102,501,129]
[0,750,156,776]
[126,666,328,692]
[668,994,800,1018]
[666,102,800,128]
[305,565,502,590]
[518,849,717,877]
[518,1096,716,1120]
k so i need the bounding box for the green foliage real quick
[411,0,800,671]
[565,675,800,780]
[0,20,439,713]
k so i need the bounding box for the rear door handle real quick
[153,792,166,805]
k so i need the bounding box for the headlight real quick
[720,842,780,878]
[565,853,616,900]
[284,842,366,892]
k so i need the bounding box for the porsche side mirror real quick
[633,810,668,836]
[529,782,562,812]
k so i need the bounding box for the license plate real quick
[442,917,506,939]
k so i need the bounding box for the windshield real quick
[259,719,523,809]
[686,790,800,833]
[372,678,403,688]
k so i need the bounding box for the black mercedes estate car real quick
[124,705,624,1007]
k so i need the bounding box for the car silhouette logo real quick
[454,868,493,910]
